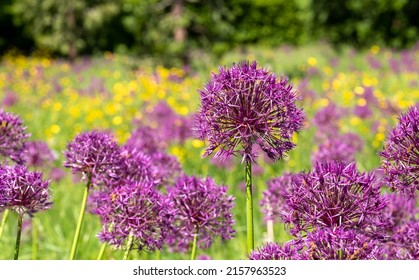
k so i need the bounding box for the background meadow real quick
[0,42,418,260]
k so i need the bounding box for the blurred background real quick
[1,0,418,64]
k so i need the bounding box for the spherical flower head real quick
[166,175,235,252]
[260,173,294,222]
[21,140,56,168]
[386,221,419,259]
[63,130,121,184]
[380,106,419,198]
[299,228,385,260]
[126,126,167,155]
[281,162,389,236]
[93,180,171,251]
[249,241,304,260]
[0,164,52,217]
[0,109,30,164]
[384,193,417,227]
[312,102,346,141]
[311,132,364,165]
[195,61,304,162]
[118,145,158,185]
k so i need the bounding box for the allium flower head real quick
[312,102,346,141]
[380,106,419,197]
[195,61,304,162]
[21,140,56,168]
[126,126,166,154]
[63,130,121,184]
[0,164,52,217]
[93,180,171,251]
[166,175,235,252]
[386,221,419,260]
[118,145,157,184]
[260,173,294,222]
[281,162,389,236]
[0,110,30,164]
[249,241,304,260]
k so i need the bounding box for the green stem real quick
[0,209,10,240]
[123,231,134,260]
[32,218,38,260]
[14,215,23,260]
[69,173,92,260]
[97,242,107,260]
[190,226,199,260]
[245,159,254,253]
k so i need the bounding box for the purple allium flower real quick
[126,126,166,155]
[63,130,121,185]
[281,162,389,236]
[0,110,30,164]
[311,133,364,165]
[0,164,52,217]
[197,254,212,260]
[118,145,157,185]
[21,140,56,168]
[384,193,417,227]
[260,173,294,222]
[380,106,419,197]
[2,91,18,107]
[353,104,372,119]
[94,180,171,251]
[149,151,183,187]
[166,175,235,252]
[49,167,66,182]
[299,228,385,260]
[312,102,346,141]
[249,241,304,260]
[386,221,419,260]
[195,61,304,162]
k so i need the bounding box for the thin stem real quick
[14,215,23,260]
[266,219,274,243]
[69,173,92,260]
[245,159,254,253]
[190,226,199,260]
[123,231,135,260]
[32,218,38,260]
[0,209,10,240]
[97,242,107,260]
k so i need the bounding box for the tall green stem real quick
[14,215,23,260]
[69,173,92,260]
[245,159,254,253]
[0,209,10,240]
[32,218,38,260]
[123,231,134,260]
[97,242,107,260]
[190,226,199,260]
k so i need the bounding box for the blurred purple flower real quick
[0,164,52,217]
[384,193,417,227]
[386,221,419,260]
[149,151,182,187]
[312,102,346,141]
[49,167,66,182]
[166,175,235,252]
[2,91,18,107]
[353,104,372,119]
[311,132,364,165]
[281,162,389,236]
[126,126,166,155]
[260,173,294,222]
[197,254,212,260]
[21,140,56,168]
[93,180,171,251]
[63,130,121,185]
[195,61,304,162]
[380,106,419,197]
[118,145,158,185]
[0,110,30,164]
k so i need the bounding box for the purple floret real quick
[380,106,419,198]
[94,180,171,251]
[195,61,304,162]
[280,162,389,236]
[21,140,56,168]
[0,110,30,164]
[166,175,235,252]
[0,164,52,217]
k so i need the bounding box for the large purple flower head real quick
[281,162,389,236]
[249,241,304,260]
[380,106,419,197]
[21,140,56,168]
[386,221,419,260]
[63,130,121,185]
[0,110,30,164]
[0,164,52,217]
[311,132,364,165]
[166,175,235,252]
[195,61,304,162]
[93,180,171,251]
[118,145,157,185]
[298,228,385,260]
[260,173,294,222]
